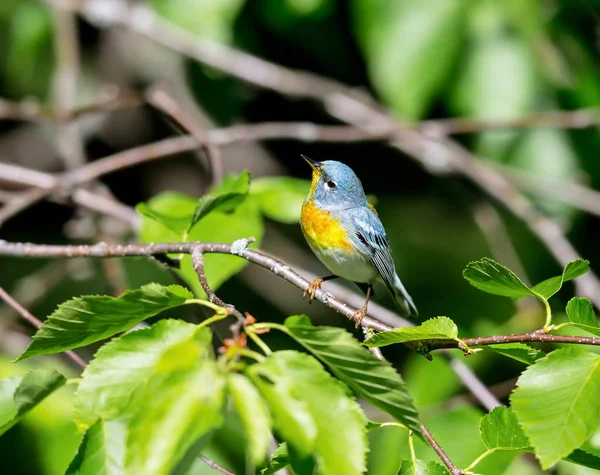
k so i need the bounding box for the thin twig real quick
[190,247,228,308]
[431,331,600,349]
[147,86,223,187]
[0,287,87,368]
[420,424,463,475]
[199,456,235,475]
[0,90,143,122]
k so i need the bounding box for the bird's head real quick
[302,155,367,210]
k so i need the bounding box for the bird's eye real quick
[325,181,337,190]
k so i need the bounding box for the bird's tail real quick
[391,273,419,320]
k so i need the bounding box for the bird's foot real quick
[351,304,368,328]
[304,278,323,303]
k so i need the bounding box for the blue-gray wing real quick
[341,206,397,292]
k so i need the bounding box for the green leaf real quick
[463,257,534,299]
[188,170,251,233]
[398,459,449,475]
[66,419,127,475]
[138,191,264,297]
[74,319,212,430]
[487,343,545,365]
[259,443,290,475]
[248,351,367,475]
[136,203,191,236]
[565,297,600,336]
[480,407,529,451]
[281,315,421,434]
[564,449,600,470]
[0,369,65,435]
[227,373,272,465]
[125,355,225,475]
[353,0,467,118]
[531,258,589,300]
[150,0,245,44]
[16,284,193,361]
[510,348,600,469]
[363,317,458,348]
[249,177,310,223]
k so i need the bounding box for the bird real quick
[300,155,418,326]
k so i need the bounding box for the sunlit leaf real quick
[138,191,264,297]
[282,315,421,434]
[463,257,533,299]
[125,356,224,475]
[259,443,290,475]
[74,319,212,430]
[227,373,272,465]
[531,258,589,300]
[188,170,251,232]
[353,0,467,118]
[16,284,193,361]
[0,369,65,435]
[363,317,458,348]
[565,297,600,336]
[66,419,127,475]
[510,348,600,469]
[250,176,310,224]
[398,459,449,474]
[248,351,367,475]
[479,407,529,451]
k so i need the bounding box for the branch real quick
[431,331,600,350]
[147,86,223,187]
[199,456,235,475]
[0,89,143,122]
[2,241,598,350]
[420,424,463,475]
[0,287,87,368]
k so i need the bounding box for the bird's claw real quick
[304,278,323,303]
[351,306,367,328]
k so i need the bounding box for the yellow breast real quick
[301,199,352,252]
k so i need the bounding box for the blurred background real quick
[0,0,599,474]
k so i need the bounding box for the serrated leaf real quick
[565,297,600,336]
[281,315,421,434]
[249,177,310,223]
[531,258,589,300]
[259,443,290,475]
[463,257,534,299]
[17,284,193,361]
[125,356,225,475]
[487,343,545,365]
[0,369,65,435]
[138,191,264,297]
[398,459,449,475]
[248,351,367,475]
[188,170,251,233]
[480,407,529,451]
[74,319,212,430]
[227,373,272,465]
[353,0,467,119]
[66,419,127,475]
[363,317,458,348]
[510,348,600,469]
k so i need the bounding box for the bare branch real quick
[420,424,463,475]
[147,86,223,187]
[199,456,235,475]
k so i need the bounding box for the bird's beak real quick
[301,155,322,174]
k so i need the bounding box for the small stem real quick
[230,347,265,362]
[408,431,417,465]
[379,422,409,431]
[246,328,272,355]
[463,449,495,473]
[543,299,553,330]
[185,298,226,314]
[197,312,230,329]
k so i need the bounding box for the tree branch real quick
[420,424,463,475]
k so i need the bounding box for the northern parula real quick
[300,155,418,326]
